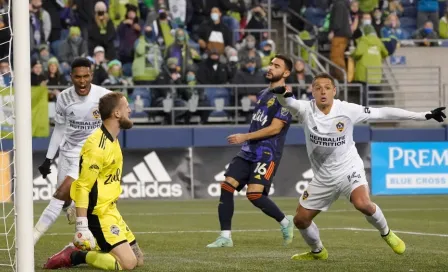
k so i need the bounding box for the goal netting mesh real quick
[0,1,16,271]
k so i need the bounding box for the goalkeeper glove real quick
[425,107,446,123]
[74,217,96,251]
[38,158,52,179]
[269,86,293,98]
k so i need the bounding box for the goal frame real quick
[12,0,35,271]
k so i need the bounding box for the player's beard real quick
[119,117,133,129]
[267,73,283,83]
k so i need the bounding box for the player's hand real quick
[269,86,293,98]
[38,158,52,179]
[425,107,446,122]
[74,217,96,251]
[227,134,249,145]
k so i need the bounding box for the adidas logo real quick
[121,151,182,198]
[295,168,313,195]
[33,157,60,201]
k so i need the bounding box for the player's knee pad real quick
[246,192,263,205]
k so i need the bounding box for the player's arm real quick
[227,118,285,144]
[270,86,307,117]
[346,102,446,123]
[38,95,66,178]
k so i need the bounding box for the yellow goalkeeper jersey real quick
[70,125,123,216]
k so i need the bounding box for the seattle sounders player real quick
[207,54,295,248]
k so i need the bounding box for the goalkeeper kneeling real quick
[44,92,144,270]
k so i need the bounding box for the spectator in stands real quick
[259,40,276,72]
[381,13,405,40]
[383,0,404,17]
[350,1,360,34]
[244,5,268,44]
[58,26,88,75]
[117,4,142,76]
[31,59,47,86]
[42,0,64,43]
[102,59,130,93]
[29,0,52,54]
[351,25,389,104]
[0,59,11,88]
[230,57,265,123]
[238,35,262,68]
[198,7,233,55]
[412,20,439,46]
[92,46,109,85]
[439,8,448,39]
[73,0,102,41]
[372,8,384,36]
[329,0,351,82]
[0,0,10,59]
[88,1,117,61]
[46,57,67,101]
[148,8,177,53]
[33,44,53,73]
[417,0,439,32]
[165,28,201,78]
[353,13,373,40]
[359,0,379,13]
[197,49,230,85]
[288,59,314,101]
[109,0,140,27]
[132,25,163,85]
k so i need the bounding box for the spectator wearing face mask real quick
[91,46,109,85]
[238,35,262,68]
[197,7,232,55]
[58,27,88,76]
[132,25,163,85]
[117,4,142,76]
[179,66,209,124]
[412,20,439,47]
[259,40,276,72]
[353,13,373,40]
[45,57,67,101]
[29,0,52,54]
[381,14,405,40]
[102,59,130,93]
[165,28,201,78]
[88,1,117,61]
[148,8,178,53]
[417,0,439,32]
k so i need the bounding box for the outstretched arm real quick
[270,86,307,117]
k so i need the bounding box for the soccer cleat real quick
[65,206,76,225]
[291,247,329,260]
[382,230,406,254]
[43,244,78,269]
[206,236,234,248]
[280,215,295,246]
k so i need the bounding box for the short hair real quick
[99,92,125,121]
[312,73,336,87]
[273,54,293,72]
[71,57,92,70]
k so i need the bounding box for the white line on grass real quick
[46,227,448,238]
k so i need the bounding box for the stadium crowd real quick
[0,0,446,123]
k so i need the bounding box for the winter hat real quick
[107,59,122,69]
[69,26,81,36]
[167,57,178,67]
[94,1,107,12]
[48,57,59,65]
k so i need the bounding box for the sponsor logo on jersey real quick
[267,97,275,108]
[252,109,268,126]
[336,121,344,132]
[121,152,182,198]
[309,134,346,146]
[92,108,100,119]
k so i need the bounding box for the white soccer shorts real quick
[57,155,80,187]
[299,166,369,211]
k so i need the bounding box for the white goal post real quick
[12,0,35,271]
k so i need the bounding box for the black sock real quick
[70,251,88,266]
[247,193,285,222]
[218,182,235,231]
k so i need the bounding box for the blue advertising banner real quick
[371,142,448,195]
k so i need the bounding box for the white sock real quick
[220,230,231,239]
[33,197,65,245]
[299,221,324,253]
[280,217,290,228]
[365,204,390,236]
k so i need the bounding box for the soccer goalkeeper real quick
[43,92,143,270]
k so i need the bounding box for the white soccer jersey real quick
[53,84,111,158]
[276,97,428,184]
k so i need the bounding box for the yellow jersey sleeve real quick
[72,137,104,209]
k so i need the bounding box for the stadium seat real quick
[400,17,417,29]
[205,87,231,120]
[401,0,415,7]
[50,40,63,58]
[402,6,417,18]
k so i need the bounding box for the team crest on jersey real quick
[110,225,120,236]
[267,97,275,108]
[336,121,344,132]
[92,108,100,119]
[281,107,289,116]
[302,190,309,200]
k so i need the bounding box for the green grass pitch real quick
[3,195,448,271]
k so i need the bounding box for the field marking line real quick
[45,227,448,238]
[33,207,448,218]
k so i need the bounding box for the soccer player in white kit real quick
[271,73,446,260]
[33,58,111,245]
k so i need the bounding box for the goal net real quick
[0,1,16,271]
